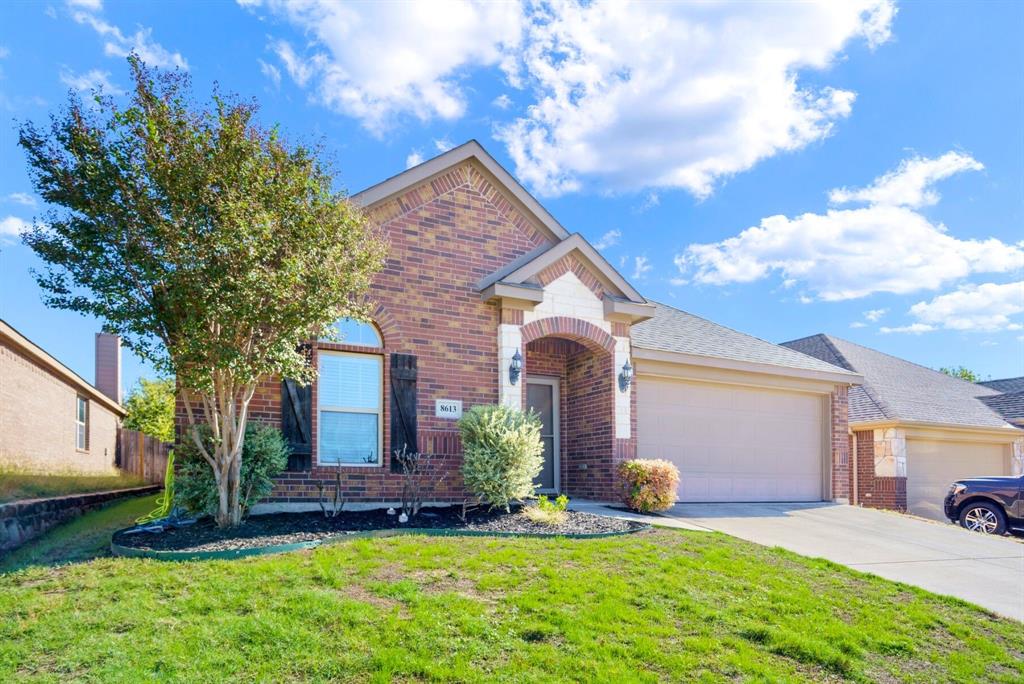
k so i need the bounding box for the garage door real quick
[906,440,1009,520]
[637,377,825,502]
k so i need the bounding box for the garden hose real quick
[135,450,175,524]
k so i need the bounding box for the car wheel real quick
[958,502,1006,535]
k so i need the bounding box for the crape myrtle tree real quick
[18,56,387,527]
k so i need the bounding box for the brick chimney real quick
[95,332,122,404]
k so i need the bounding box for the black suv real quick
[944,475,1024,535]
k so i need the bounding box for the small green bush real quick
[619,459,680,513]
[175,423,288,519]
[523,494,570,526]
[458,404,544,511]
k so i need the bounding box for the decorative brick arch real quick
[520,316,615,354]
[371,303,403,350]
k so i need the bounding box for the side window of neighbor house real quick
[76,396,89,450]
[318,351,382,465]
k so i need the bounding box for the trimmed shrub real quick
[458,404,544,511]
[175,423,288,519]
[619,459,680,513]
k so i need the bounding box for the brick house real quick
[178,141,863,509]
[1,320,125,473]
[783,335,1024,520]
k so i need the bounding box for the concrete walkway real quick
[572,500,1024,622]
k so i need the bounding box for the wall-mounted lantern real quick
[618,358,633,393]
[509,349,523,385]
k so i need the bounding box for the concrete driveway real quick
[576,501,1024,621]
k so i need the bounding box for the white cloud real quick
[67,0,102,9]
[829,151,983,208]
[863,308,887,322]
[0,216,30,243]
[72,8,188,70]
[405,150,424,169]
[879,323,935,334]
[254,0,523,135]
[258,59,281,88]
[433,137,454,154]
[632,255,652,280]
[675,152,1022,300]
[593,229,620,250]
[59,67,123,94]
[4,193,36,207]
[271,40,316,87]
[849,321,867,328]
[492,93,512,109]
[633,191,660,214]
[497,1,894,196]
[902,282,1024,332]
[0,46,9,59]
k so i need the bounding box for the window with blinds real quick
[317,351,382,465]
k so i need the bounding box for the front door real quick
[526,377,559,492]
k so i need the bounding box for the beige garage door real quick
[637,377,825,502]
[906,440,1009,520]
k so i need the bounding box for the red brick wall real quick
[525,338,617,499]
[563,348,615,498]
[851,429,907,511]
[176,161,556,504]
[830,385,850,501]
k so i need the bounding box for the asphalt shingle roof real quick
[630,302,857,376]
[781,334,1014,430]
[979,377,1024,394]
[979,392,1024,426]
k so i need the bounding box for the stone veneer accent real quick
[850,429,908,511]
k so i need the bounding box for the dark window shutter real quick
[281,378,312,471]
[390,353,417,472]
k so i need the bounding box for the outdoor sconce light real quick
[618,358,633,393]
[509,349,523,385]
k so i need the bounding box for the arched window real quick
[321,318,383,348]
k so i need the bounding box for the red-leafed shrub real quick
[619,459,680,513]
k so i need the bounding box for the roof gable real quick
[477,233,647,304]
[352,140,569,244]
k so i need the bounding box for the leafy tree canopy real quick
[939,366,981,383]
[19,55,387,525]
[122,377,176,442]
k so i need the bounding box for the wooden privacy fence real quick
[117,429,171,485]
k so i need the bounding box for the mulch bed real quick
[112,506,643,553]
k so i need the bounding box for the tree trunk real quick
[181,379,256,528]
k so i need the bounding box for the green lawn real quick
[0,494,160,573]
[0,468,148,504]
[2,513,1022,683]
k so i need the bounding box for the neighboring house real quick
[0,319,125,474]
[977,377,1024,428]
[782,334,1024,520]
[189,140,862,510]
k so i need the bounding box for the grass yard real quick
[2,520,1022,683]
[0,494,160,573]
[0,468,148,504]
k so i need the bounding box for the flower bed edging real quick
[109,522,652,561]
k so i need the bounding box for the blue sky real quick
[1,0,1021,395]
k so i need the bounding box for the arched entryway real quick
[521,318,616,499]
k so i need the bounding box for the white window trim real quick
[76,395,89,452]
[317,350,384,468]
